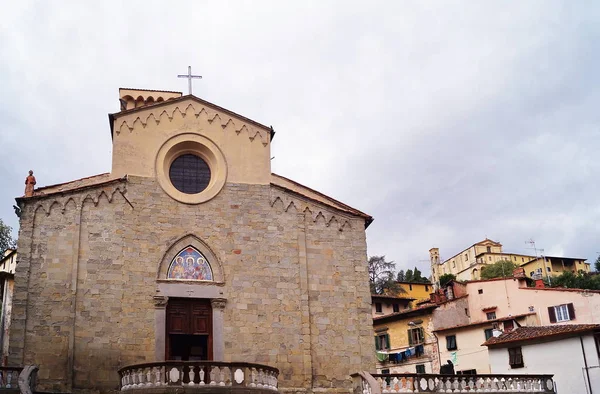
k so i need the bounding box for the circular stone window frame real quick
[156,133,227,204]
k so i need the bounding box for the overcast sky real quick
[1,1,599,275]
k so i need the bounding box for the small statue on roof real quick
[24,170,36,197]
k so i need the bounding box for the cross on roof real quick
[177,66,202,95]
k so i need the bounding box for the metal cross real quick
[177,66,202,95]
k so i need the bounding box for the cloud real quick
[1,1,599,275]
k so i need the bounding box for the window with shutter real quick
[508,347,524,368]
[550,303,575,323]
[548,306,557,323]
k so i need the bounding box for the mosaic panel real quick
[167,246,213,281]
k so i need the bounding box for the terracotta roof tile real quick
[434,312,536,332]
[483,324,600,347]
[371,294,416,301]
[16,173,125,200]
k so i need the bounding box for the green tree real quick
[439,273,456,287]
[0,219,16,256]
[368,256,402,295]
[480,260,520,279]
[594,255,600,272]
[396,269,405,282]
[550,271,600,290]
[411,266,430,283]
[404,269,414,282]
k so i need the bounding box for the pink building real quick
[431,277,600,374]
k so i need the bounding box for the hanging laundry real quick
[416,344,424,356]
[376,352,388,362]
[388,353,399,363]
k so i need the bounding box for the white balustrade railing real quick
[352,372,555,393]
[119,361,279,391]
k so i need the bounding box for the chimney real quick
[513,267,525,278]
[534,279,545,289]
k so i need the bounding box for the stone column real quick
[154,296,168,361]
[211,298,227,361]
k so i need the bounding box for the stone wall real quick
[10,176,375,393]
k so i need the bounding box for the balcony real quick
[352,371,555,393]
[118,361,278,393]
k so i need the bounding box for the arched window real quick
[472,268,479,280]
[167,246,213,281]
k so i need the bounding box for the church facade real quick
[9,89,375,393]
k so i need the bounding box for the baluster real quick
[154,367,161,386]
[6,372,12,389]
[144,368,152,386]
[258,368,265,387]
[199,367,206,385]
[210,366,218,385]
[249,368,257,387]
[389,376,398,393]
[121,371,127,389]
[219,366,226,386]
[188,365,195,386]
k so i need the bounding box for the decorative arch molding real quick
[157,234,225,284]
[115,103,269,146]
[28,184,128,217]
[269,190,355,232]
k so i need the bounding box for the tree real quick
[480,260,520,279]
[0,219,16,256]
[404,269,414,283]
[595,255,600,272]
[396,269,405,282]
[439,273,456,287]
[550,271,600,290]
[368,255,402,295]
[411,266,430,283]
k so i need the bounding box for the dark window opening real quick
[446,335,457,351]
[457,369,477,375]
[392,303,400,313]
[486,312,497,320]
[415,364,426,374]
[487,246,491,253]
[508,347,524,368]
[478,289,483,294]
[169,154,211,194]
[484,328,493,340]
[375,303,382,313]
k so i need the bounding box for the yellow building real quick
[397,281,433,303]
[522,256,590,280]
[430,239,590,286]
[372,304,439,374]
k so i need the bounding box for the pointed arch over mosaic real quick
[167,246,213,281]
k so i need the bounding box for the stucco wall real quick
[464,279,600,325]
[432,297,470,331]
[488,335,600,394]
[10,177,374,393]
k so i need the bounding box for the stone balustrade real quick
[118,361,278,392]
[352,371,555,394]
[0,366,23,390]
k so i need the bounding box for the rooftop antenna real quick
[526,239,551,285]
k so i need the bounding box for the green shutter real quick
[408,330,414,346]
[375,336,380,351]
[385,334,390,349]
[419,328,424,343]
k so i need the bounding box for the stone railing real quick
[351,372,555,393]
[0,366,24,390]
[118,361,278,391]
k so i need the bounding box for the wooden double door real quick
[166,298,213,361]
